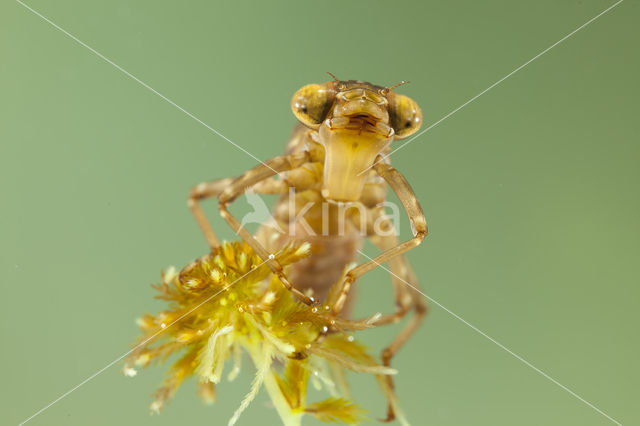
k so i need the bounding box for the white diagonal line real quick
[17,258,270,426]
[356,249,623,425]
[360,0,624,176]
[15,0,280,176]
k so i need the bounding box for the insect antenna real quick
[327,71,340,82]
[387,80,410,91]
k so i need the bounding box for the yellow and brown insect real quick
[188,74,428,421]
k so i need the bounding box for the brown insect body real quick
[188,77,428,421]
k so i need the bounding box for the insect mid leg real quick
[217,152,318,306]
[189,177,289,250]
[360,216,420,318]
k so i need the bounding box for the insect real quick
[188,73,428,421]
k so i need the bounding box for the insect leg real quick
[331,159,427,315]
[188,178,235,249]
[364,214,425,326]
[379,301,426,422]
[217,152,318,306]
[326,160,428,420]
[189,176,289,250]
[363,215,427,422]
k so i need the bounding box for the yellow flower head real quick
[125,241,404,426]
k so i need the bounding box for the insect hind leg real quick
[370,264,427,423]
[380,299,426,422]
[367,217,428,422]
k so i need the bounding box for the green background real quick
[1,1,638,425]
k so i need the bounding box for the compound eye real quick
[389,94,422,139]
[291,84,336,129]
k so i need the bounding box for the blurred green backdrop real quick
[1,0,638,425]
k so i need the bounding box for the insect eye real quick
[291,84,336,129]
[389,94,422,139]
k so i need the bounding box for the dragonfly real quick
[188,73,428,421]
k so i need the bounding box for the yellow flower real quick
[124,241,404,426]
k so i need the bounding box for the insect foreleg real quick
[331,159,427,315]
[217,152,318,306]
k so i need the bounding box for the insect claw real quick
[288,351,309,360]
[308,296,322,307]
[378,404,396,423]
